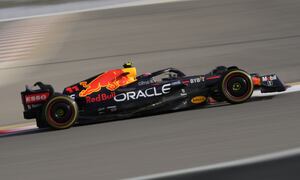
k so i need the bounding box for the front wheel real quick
[221,69,254,104]
[42,95,78,129]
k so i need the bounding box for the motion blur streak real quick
[0,122,36,135]
[0,19,49,63]
[0,0,185,22]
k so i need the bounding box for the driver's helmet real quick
[168,72,177,79]
[162,72,177,81]
[123,61,133,68]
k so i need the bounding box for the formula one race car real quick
[21,65,286,129]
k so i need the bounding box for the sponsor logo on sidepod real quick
[85,92,116,103]
[79,69,130,97]
[114,84,171,102]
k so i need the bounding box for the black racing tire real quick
[42,95,78,129]
[221,69,254,104]
[36,113,48,129]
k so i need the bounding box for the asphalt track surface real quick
[0,0,300,179]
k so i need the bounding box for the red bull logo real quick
[86,92,116,103]
[79,68,136,97]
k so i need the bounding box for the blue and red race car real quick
[21,64,286,129]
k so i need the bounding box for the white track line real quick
[126,147,300,180]
[252,84,300,97]
[0,0,186,22]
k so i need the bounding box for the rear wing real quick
[21,82,54,119]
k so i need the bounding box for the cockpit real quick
[137,68,186,83]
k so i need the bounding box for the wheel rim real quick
[46,96,78,129]
[222,71,253,102]
[50,102,72,124]
[226,77,249,97]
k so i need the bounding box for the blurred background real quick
[0,0,299,179]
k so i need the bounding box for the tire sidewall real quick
[221,70,254,104]
[36,111,48,129]
[43,95,78,129]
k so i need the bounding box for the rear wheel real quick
[221,70,254,104]
[36,113,48,129]
[43,95,78,129]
